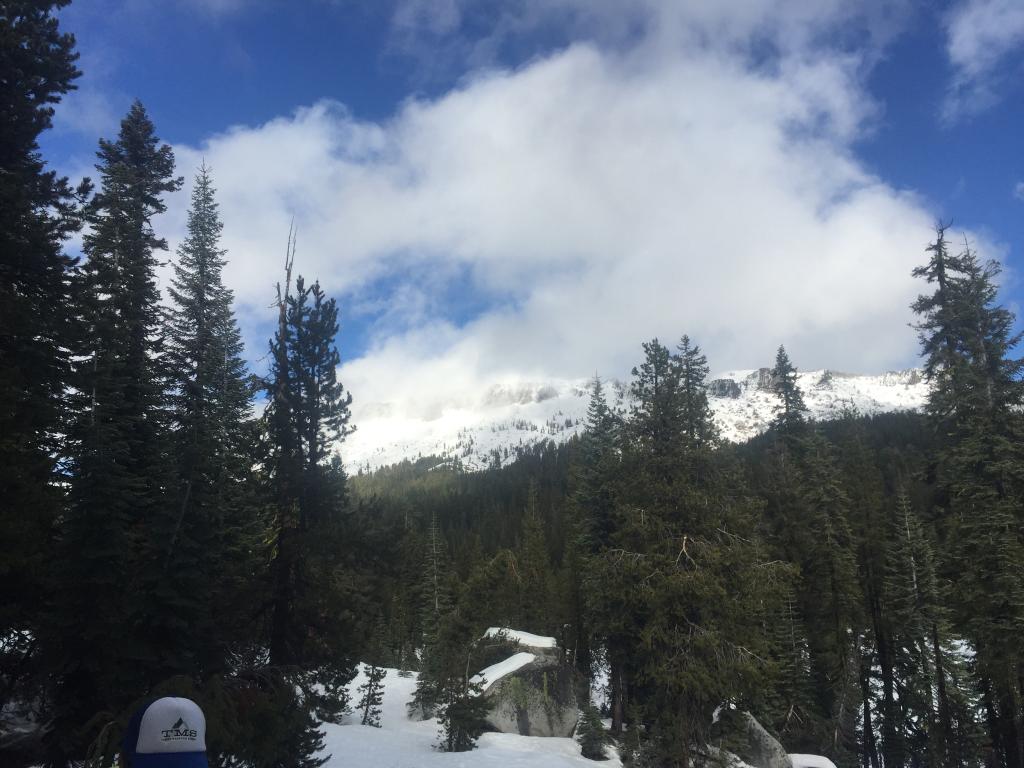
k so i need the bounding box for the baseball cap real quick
[121,697,209,768]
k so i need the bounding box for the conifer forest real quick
[4,3,1024,768]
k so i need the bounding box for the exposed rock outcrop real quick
[755,367,776,391]
[714,710,793,768]
[474,629,578,738]
[709,378,743,398]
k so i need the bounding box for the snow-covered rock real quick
[474,629,579,738]
[788,755,839,768]
[483,628,558,650]
[472,652,538,692]
[342,368,928,473]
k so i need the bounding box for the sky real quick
[43,0,1024,423]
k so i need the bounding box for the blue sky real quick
[42,0,1024,417]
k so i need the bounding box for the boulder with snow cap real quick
[472,628,579,738]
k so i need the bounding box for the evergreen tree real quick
[795,435,862,762]
[577,703,608,760]
[569,377,621,704]
[764,586,820,748]
[265,248,356,669]
[911,225,970,433]
[627,338,684,487]
[431,613,489,753]
[51,101,181,758]
[911,229,1024,768]
[0,0,85,718]
[675,335,718,449]
[574,377,620,554]
[517,480,552,633]
[771,345,808,438]
[262,248,358,764]
[410,511,455,718]
[162,162,256,677]
[357,665,386,727]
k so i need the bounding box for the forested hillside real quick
[4,4,1024,768]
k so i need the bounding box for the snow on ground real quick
[320,664,621,767]
[483,627,558,649]
[342,369,928,473]
[470,652,537,692]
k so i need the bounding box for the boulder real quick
[729,712,790,768]
[474,629,579,738]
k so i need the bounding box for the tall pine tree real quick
[52,100,182,760]
[0,0,86,717]
[163,162,256,676]
[912,228,1024,768]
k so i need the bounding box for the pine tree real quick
[567,377,620,701]
[265,247,356,669]
[261,247,358,766]
[588,340,787,765]
[911,229,1024,768]
[162,162,256,677]
[794,434,862,762]
[911,225,970,433]
[431,612,489,753]
[51,100,181,757]
[517,480,551,633]
[627,338,684,486]
[765,586,820,748]
[357,664,386,727]
[675,335,718,450]
[883,490,977,768]
[410,511,455,718]
[771,345,808,438]
[574,377,620,555]
[0,0,85,718]
[577,703,608,760]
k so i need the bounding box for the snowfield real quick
[322,664,621,767]
[343,368,928,473]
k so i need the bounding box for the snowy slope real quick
[320,664,620,767]
[342,368,928,473]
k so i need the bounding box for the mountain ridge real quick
[343,367,928,474]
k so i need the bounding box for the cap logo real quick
[161,717,198,742]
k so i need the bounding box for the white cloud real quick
[1015,181,1024,201]
[162,2,956,434]
[943,0,1024,121]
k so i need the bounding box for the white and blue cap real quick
[122,697,208,768]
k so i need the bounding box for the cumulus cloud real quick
[943,0,1024,121]
[163,2,950,428]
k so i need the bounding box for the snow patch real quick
[484,627,558,649]
[789,755,839,768]
[471,652,537,692]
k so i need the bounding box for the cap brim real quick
[134,752,209,768]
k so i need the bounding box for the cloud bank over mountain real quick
[162,1,977,430]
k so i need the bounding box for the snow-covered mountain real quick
[342,367,928,474]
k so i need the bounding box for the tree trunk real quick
[932,622,956,768]
[611,660,625,735]
[860,653,880,768]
